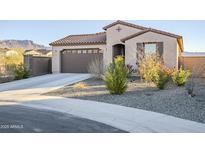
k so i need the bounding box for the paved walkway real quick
[0,73,205,133]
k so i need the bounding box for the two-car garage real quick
[49,32,106,73]
[61,48,103,73]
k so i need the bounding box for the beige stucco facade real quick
[125,31,179,69]
[105,24,142,67]
[51,21,182,73]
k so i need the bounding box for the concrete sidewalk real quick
[17,95,205,133]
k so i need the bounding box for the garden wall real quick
[179,56,205,77]
[24,55,52,76]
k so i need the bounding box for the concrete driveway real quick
[0,73,91,94]
[0,73,205,133]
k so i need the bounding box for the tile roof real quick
[121,28,182,42]
[50,32,106,46]
[103,20,148,30]
[50,20,183,51]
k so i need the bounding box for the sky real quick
[0,20,205,52]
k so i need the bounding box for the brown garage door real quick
[61,48,103,73]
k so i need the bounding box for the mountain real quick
[0,40,50,50]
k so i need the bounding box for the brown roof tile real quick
[49,32,106,46]
[103,20,148,30]
[50,20,183,51]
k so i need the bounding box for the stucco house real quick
[50,20,184,73]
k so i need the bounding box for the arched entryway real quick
[112,44,125,60]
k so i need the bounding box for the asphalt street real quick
[0,105,126,133]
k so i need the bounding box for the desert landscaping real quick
[46,76,205,124]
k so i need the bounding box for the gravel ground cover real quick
[0,76,14,83]
[45,78,205,124]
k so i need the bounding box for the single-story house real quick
[50,20,184,73]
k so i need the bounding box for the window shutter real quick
[136,43,145,64]
[156,42,163,58]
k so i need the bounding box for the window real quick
[93,49,98,53]
[82,50,87,54]
[144,43,157,55]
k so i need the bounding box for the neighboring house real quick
[24,49,52,57]
[50,20,184,73]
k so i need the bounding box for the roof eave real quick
[49,42,106,46]
[177,37,184,52]
[121,29,182,43]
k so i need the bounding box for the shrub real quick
[137,54,170,89]
[87,57,103,79]
[185,78,195,97]
[138,54,161,82]
[172,66,190,86]
[163,67,175,77]
[153,70,169,89]
[5,64,16,76]
[5,48,24,66]
[126,64,135,77]
[103,56,128,94]
[14,63,30,80]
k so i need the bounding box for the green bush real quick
[153,70,169,89]
[172,66,190,86]
[103,56,128,94]
[137,54,170,89]
[15,64,30,80]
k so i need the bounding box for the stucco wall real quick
[125,31,178,69]
[179,56,205,77]
[52,44,106,73]
[52,24,180,73]
[105,24,142,67]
